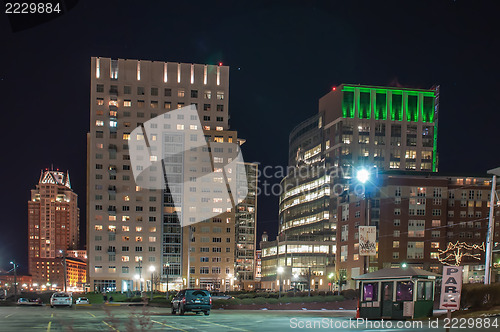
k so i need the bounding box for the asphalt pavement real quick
[0,305,493,331]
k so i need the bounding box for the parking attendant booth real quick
[353,267,440,319]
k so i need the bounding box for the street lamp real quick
[59,250,67,293]
[10,260,17,302]
[356,168,370,184]
[227,273,232,292]
[164,262,170,300]
[134,274,139,291]
[356,167,372,274]
[149,266,155,301]
[277,266,284,298]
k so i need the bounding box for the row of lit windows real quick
[96,84,225,100]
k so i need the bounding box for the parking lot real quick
[1,305,495,331]
[0,305,351,331]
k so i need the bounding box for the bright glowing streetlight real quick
[356,168,370,184]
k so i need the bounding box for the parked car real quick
[210,292,234,300]
[75,297,90,305]
[171,289,211,315]
[29,298,43,306]
[17,298,30,305]
[50,292,72,308]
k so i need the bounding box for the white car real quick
[75,297,90,305]
[50,292,73,308]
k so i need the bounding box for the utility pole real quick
[485,168,499,284]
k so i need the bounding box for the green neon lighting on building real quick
[391,94,403,121]
[359,92,371,119]
[422,97,434,123]
[343,91,355,118]
[375,93,387,120]
[407,95,418,122]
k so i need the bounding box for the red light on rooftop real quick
[219,62,223,66]
[332,87,336,91]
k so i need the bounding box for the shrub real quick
[340,289,358,300]
[461,283,500,309]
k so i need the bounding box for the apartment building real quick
[88,57,256,292]
[28,170,80,288]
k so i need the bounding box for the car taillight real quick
[181,297,186,304]
[210,298,212,305]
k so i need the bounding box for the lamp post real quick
[10,260,17,302]
[164,262,170,299]
[293,274,298,294]
[149,266,155,301]
[227,273,232,292]
[134,274,139,291]
[328,273,334,292]
[356,167,371,274]
[137,259,143,291]
[277,266,284,298]
[59,250,67,293]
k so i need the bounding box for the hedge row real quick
[461,283,500,309]
[213,295,344,306]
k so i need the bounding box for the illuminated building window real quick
[149,236,156,242]
[393,241,400,248]
[204,91,212,99]
[96,120,104,127]
[216,126,223,131]
[136,236,143,242]
[95,225,103,231]
[122,256,129,262]
[216,92,224,100]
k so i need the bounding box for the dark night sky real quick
[1,0,499,272]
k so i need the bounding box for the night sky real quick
[1,0,499,273]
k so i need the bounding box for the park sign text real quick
[439,266,463,310]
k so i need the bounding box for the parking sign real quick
[439,266,463,310]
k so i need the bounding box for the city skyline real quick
[1,1,500,271]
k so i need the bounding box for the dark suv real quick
[171,289,211,315]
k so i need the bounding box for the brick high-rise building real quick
[336,172,500,288]
[28,170,80,289]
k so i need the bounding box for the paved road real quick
[0,305,495,331]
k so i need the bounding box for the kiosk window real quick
[363,283,378,301]
[396,281,413,301]
[417,281,433,301]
